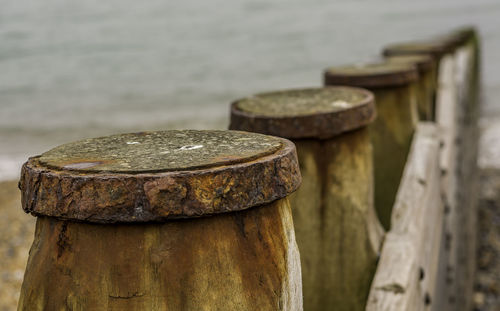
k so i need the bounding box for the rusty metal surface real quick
[323,62,418,89]
[230,86,376,140]
[19,131,301,223]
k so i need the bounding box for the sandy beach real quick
[0,181,35,311]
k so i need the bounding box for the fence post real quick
[17,130,303,310]
[323,63,419,230]
[385,54,437,121]
[382,40,454,61]
[230,86,384,311]
[382,39,457,120]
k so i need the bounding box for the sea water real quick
[1,0,499,180]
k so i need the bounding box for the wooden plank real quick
[366,235,422,311]
[366,31,480,311]
[436,44,478,310]
[452,43,479,311]
[435,54,460,310]
[366,123,442,311]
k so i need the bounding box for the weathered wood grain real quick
[366,123,442,311]
[324,63,419,230]
[385,55,437,121]
[368,85,418,230]
[18,130,304,310]
[230,87,383,311]
[18,198,303,311]
[453,33,479,311]
[291,128,383,311]
[439,29,480,310]
[435,51,461,311]
[368,28,481,311]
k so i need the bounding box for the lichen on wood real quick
[38,130,283,173]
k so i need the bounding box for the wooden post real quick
[385,54,437,121]
[435,27,481,311]
[382,39,457,120]
[17,130,303,311]
[230,87,384,311]
[382,40,454,61]
[324,63,419,230]
[453,28,481,311]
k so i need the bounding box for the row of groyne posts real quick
[16,26,480,311]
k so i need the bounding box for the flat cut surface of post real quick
[231,87,384,311]
[231,86,376,139]
[38,130,282,173]
[18,130,303,311]
[323,62,418,88]
[382,40,454,59]
[324,63,418,230]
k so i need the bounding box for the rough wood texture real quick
[290,129,383,311]
[453,31,480,311]
[366,123,443,311]
[369,84,419,230]
[382,40,455,123]
[229,87,383,310]
[18,130,304,310]
[369,28,481,311]
[438,29,480,311]
[18,198,303,311]
[230,87,376,139]
[423,51,461,311]
[436,51,461,311]
[20,130,301,223]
